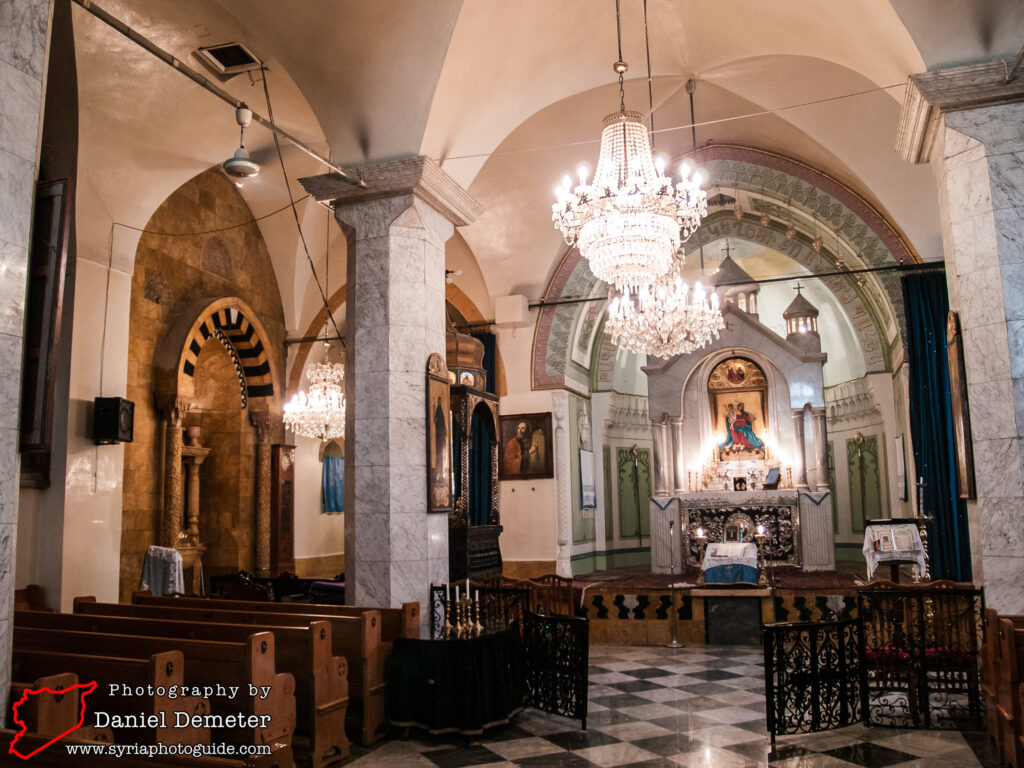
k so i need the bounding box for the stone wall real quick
[0,0,50,714]
[120,169,285,600]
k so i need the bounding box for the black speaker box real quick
[94,397,134,444]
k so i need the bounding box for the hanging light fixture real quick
[603,24,724,361]
[552,1,706,291]
[605,262,725,358]
[283,208,346,440]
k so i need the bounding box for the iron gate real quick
[858,586,984,729]
[523,611,589,730]
[765,587,984,741]
[764,618,862,745]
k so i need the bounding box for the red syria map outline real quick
[8,680,97,759]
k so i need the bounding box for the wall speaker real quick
[94,397,134,444]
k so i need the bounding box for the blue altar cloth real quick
[704,564,759,584]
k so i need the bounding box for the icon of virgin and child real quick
[718,401,765,456]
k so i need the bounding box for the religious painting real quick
[946,312,976,499]
[426,353,453,513]
[708,357,768,462]
[500,412,553,479]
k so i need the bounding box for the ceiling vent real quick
[195,43,261,76]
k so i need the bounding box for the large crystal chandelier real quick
[606,260,725,359]
[283,360,346,441]
[551,5,706,291]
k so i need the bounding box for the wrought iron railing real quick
[523,611,589,730]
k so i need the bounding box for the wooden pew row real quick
[74,599,388,746]
[9,672,113,744]
[997,617,1024,768]
[132,592,420,640]
[17,610,349,768]
[11,648,209,747]
[0,728,289,768]
[13,626,295,752]
[982,608,1002,755]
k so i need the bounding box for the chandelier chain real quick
[643,0,654,151]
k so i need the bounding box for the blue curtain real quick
[471,332,497,394]
[322,455,344,514]
[901,272,971,580]
[469,409,491,526]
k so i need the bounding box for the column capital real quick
[896,59,1024,164]
[299,155,483,227]
[811,406,827,418]
[156,396,189,425]
[249,411,272,443]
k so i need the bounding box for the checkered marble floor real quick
[341,644,997,768]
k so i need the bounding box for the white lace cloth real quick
[702,542,759,571]
[140,545,184,596]
[862,523,925,581]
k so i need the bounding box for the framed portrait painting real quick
[426,353,453,513]
[499,412,553,479]
[946,312,976,499]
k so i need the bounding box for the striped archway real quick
[154,296,278,412]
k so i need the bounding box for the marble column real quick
[0,0,50,712]
[670,417,686,494]
[251,412,272,577]
[651,414,671,497]
[160,399,187,547]
[791,409,809,489]
[812,408,829,491]
[897,62,1024,610]
[302,157,481,620]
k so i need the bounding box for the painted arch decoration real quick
[533,144,913,390]
[154,296,278,412]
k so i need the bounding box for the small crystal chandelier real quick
[283,207,346,441]
[283,358,346,441]
[551,3,706,291]
[605,257,725,359]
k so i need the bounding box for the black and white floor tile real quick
[343,644,997,768]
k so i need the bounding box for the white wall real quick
[292,433,345,566]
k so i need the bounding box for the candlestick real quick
[473,595,484,637]
[442,596,453,639]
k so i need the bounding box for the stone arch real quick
[154,296,279,414]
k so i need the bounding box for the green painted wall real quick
[847,435,882,532]
[616,446,651,540]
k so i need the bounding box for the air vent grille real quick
[195,43,261,76]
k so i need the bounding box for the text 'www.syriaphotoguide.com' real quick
[63,742,272,758]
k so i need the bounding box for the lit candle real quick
[757,524,766,536]
[696,527,705,538]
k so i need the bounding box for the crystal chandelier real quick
[551,5,706,291]
[605,261,725,359]
[283,360,346,441]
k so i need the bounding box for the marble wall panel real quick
[0,58,42,162]
[1000,263,1024,322]
[353,512,389,561]
[972,437,1024,500]
[390,558,428,608]
[994,207,1024,265]
[352,325,389,374]
[353,371,389,421]
[0,333,23,430]
[354,279,387,329]
[988,151,1024,212]
[950,212,999,275]
[947,103,1024,158]
[389,370,423,421]
[944,156,993,222]
[389,233,426,281]
[978,556,1024,614]
[1013,377,1024,438]
[388,327,427,375]
[389,417,426,467]
[962,323,1012,385]
[0,150,34,248]
[980,497,1024,558]
[390,513,428,561]
[0,428,16,525]
[352,560,390,607]
[968,379,1018,441]
[352,416,390,467]
[387,464,424,515]
[956,267,1006,331]
[388,278,428,327]
[0,0,49,81]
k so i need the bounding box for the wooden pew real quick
[11,648,208,747]
[982,608,1002,754]
[997,618,1024,768]
[132,592,420,640]
[0,728,290,767]
[74,599,388,746]
[9,672,113,744]
[13,626,295,754]
[17,610,348,768]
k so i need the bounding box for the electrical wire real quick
[260,65,344,345]
[431,81,906,164]
[111,194,312,237]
